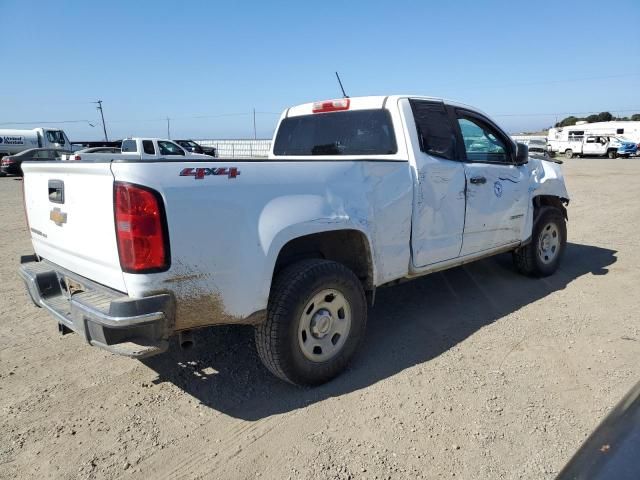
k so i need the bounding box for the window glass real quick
[409,100,457,160]
[158,141,185,156]
[33,150,51,159]
[458,117,509,163]
[617,128,624,134]
[121,140,138,153]
[586,137,596,143]
[45,130,65,145]
[143,140,156,155]
[273,109,397,156]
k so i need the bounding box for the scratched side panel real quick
[112,160,412,329]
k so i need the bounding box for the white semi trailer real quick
[0,128,72,158]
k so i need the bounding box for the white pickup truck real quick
[19,95,569,385]
[61,137,211,161]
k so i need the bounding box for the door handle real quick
[469,176,486,185]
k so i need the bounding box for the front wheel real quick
[255,259,367,385]
[513,208,567,277]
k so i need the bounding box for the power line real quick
[494,108,640,117]
[457,72,640,91]
[0,119,97,126]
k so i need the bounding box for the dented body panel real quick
[112,159,413,327]
[20,94,569,357]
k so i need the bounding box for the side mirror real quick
[515,142,529,165]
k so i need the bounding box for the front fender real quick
[522,158,570,241]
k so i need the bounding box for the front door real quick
[455,112,528,255]
[404,99,466,267]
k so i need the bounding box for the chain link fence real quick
[196,139,271,158]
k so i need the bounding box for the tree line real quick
[555,112,640,127]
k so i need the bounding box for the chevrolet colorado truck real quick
[19,95,569,385]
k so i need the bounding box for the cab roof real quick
[284,95,489,119]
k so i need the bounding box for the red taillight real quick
[114,182,169,273]
[312,98,350,113]
[73,154,81,161]
[1,158,14,166]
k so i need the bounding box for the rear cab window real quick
[143,140,156,155]
[409,99,458,160]
[121,140,138,153]
[273,109,397,156]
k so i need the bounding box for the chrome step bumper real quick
[19,256,171,358]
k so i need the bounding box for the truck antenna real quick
[335,72,349,98]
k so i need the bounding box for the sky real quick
[2,0,639,140]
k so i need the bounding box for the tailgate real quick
[22,161,126,292]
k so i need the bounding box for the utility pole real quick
[253,108,257,140]
[93,100,109,141]
[167,117,171,139]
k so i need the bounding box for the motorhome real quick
[548,121,640,155]
[0,128,72,159]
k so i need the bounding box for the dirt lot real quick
[1,158,639,480]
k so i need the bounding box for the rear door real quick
[404,99,466,267]
[22,162,126,292]
[454,109,528,255]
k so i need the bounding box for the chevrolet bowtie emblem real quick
[50,207,67,226]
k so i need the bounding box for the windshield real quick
[615,136,633,142]
[273,109,397,156]
[45,130,66,145]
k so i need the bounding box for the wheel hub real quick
[310,309,332,338]
[537,222,560,264]
[298,289,352,362]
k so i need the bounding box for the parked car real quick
[78,147,122,154]
[527,139,549,156]
[557,135,637,159]
[62,147,122,161]
[18,95,569,386]
[1,148,73,176]
[60,138,210,161]
[175,139,216,157]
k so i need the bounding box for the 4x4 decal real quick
[180,167,240,180]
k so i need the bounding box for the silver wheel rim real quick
[537,222,560,264]
[298,288,351,362]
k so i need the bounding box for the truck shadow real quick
[142,242,616,420]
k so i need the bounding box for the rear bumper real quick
[19,256,171,358]
[1,164,19,175]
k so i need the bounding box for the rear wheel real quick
[513,208,567,277]
[565,149,574,159]
[608,150,618,159]
[255,259,367,385]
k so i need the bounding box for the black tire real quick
[255,259,367,385]
[513,207,567,277]
[608,150,617,159]
[565,149,574,159]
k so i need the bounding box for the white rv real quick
[548,121,640,155]
[0,128,72,158]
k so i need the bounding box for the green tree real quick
[596,112,613,122]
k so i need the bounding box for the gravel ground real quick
[1,158,639,480]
